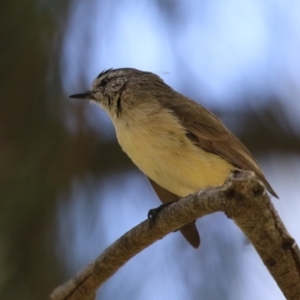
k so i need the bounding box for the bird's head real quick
[69,68,170,122]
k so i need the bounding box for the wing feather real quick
[163,96,278,198]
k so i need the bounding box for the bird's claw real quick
[147,202,175,221]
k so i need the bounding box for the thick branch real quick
[51,170,300,300]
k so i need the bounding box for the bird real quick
[70,68,278,248]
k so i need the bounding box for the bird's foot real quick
[148,202,179,231]
[147,202,175,221]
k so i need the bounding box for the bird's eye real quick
[99,78,109,87]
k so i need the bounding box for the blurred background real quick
[1,0,300,299]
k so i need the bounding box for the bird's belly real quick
[142,149,232,197]
[115,123,233,197]
[152,155,232,197]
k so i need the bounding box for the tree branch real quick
[51,170,300,300]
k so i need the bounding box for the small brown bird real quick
[70,68,278,248]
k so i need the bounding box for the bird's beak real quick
[69,90,95,100]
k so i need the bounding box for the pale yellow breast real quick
[114,111,233,197]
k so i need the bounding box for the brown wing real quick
[147,177,200,248]
[164,96,278,198]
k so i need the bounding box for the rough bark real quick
[51,170,300,300]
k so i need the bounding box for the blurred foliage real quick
[0,1,130,299]
[0,1,299,300]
